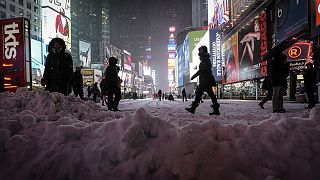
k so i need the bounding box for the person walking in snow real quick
[186,45,220,115]
[182,88,187,102]
[73,67,84,100]
[158,89,162,101]
[105,57,122,111]
[258,60,272,109]
[91,82,100,103]
[41,38,73,95]
[303,63,317,109]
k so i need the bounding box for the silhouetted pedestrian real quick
[158,89,162,101]
[87,85,91,97]
[73,67,84,100]
[259,61,273,109]
[41,38,73,95]
[271,53,289,113]
[91,82,100,103]
[182,88,187,102]
[105,57,122,111]
[100,78,108,106]
[303,63,317,109]
[186,46,220,115]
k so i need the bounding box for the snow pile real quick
[1,89,320,180]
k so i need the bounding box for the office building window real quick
[34,15,38,23]
[19,8,23,16]
[33,0,38,4]
[27,1,31,9]
[0,0,5,8]
[34,6,38,13]
[10,4,15,13]
[27,12,31,20]
[34,25,39,32]
[19,0,23,6]
[0,11,6,19]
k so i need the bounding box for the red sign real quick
[0,18,26,92]
[285,41,312,63]
[316,0,320,26]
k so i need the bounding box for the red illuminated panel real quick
[0,18,26,92]
[316,0,320,27]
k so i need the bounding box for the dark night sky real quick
[111,0,192,91]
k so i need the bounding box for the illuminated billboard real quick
[0,18,31,92]
[189,30,207,63]
[42,0,71,51]
[168,59,175,68]
[191,30,209,83]
[273,0,308,45]
[123,50,132,71]
[284,41,312,70]
[238,10,267,81]
[106,44,122,66]
[311,0,320,37]
[210,29,223,81]
[178,47,184,87]
[79,40,91,68]
[223,33,239,84]
[208,0,230,28]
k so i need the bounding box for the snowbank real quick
[0,89,320,180]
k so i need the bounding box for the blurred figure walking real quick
[182,88,187,102]
[303,63,317,109]
[105,57,122,111]
[73,67,84,100]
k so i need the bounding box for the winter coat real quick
[0,73,4,93]
[191,54,216,88]
[73,70,83,89]
[105,64,120,91]
[303,67,317,93]
[271,58,289,87]
[42,52,73,95]
[182,89,186,95]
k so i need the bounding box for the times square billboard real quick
[223,10,267,84]
[208,0,230,28]
[42,0,71,51]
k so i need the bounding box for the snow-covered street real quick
[0,89,320,180]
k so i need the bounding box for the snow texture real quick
[0,88,320,180]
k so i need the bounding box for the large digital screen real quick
[311,0,320,37]
[274,0,308,45]
[123,50,132,71]
[208,0,230,28]
[223,33,239,84]
[190,30,209,83]
[42,0,71,51]
[183,35,190,85]
[178,47,184,87]
[188,30,207,63]
[0,18,27,92]
[284,41,312,70]
[79,40,91,68]
[238,10,267,81]
[106,44,122,67]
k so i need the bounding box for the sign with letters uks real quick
[0,17,26,92]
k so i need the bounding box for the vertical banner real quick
[223,33,239,84]
[238,10,266,81]
[210,29,223,81]
[79,40,92,68]
[0,18,26,92]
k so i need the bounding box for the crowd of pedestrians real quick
[1,38,317,114]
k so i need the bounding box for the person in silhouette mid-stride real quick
[185,45,220,115]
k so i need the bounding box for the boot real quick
[209,104,220,115]
[185,102,198,114]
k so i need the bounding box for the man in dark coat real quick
[303,63,317,109]
[105,57,122,111]
[271,53,289,113]
[158,89,162,101]
[258,60,273,109]
[41,38,73,95]
[73,67,84,100]
[182,88,187,102]
[186,46,220,115]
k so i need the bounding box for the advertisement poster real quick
[178,47,184,87]
[208,0,230,28]
[81,69,94,86]
[223,33,239,84]
[106,44,122,67]
[311,0,320,37]
[189,30,207,63]
[123,50,132,71]
[274,0,308,45]
[190,30,209,83]
[210,29,223,81]
[42,0,71,51]
[79,40,91,68]
[183,35,190,85]
[0,18,27,92]
[238,10,266,81]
